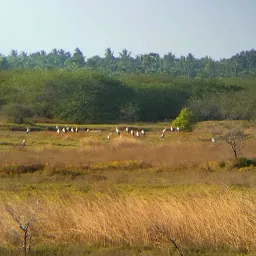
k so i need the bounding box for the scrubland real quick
[0,121,256,255]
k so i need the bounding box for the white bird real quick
[141,129,145,136]
[170,126,174,132]
[75,127,78,133]
[136,131,140,138]
[116,127,120,136]
[125,127,129,133]
[131,130,134,137]
[26,127,30,134]
[86,129,90,132]
[66,127,70,131]
[71,127,74,133]
[107,133,112,140]
[57,128,60,134]
[163,128,167,134]
[211,138,216,143]
[56,125,59,130]
[176,127,180,132]
[62,128,66,133]
[161,133,165,139]
[22,139,26,146]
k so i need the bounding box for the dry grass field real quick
[0,120,256,255]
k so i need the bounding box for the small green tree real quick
[172,107,196,131]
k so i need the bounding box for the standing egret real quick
[26,127,30,134]
[107,132,112,140]
[57,128,60,134]
[141,129,145,136]
[22,139,26,146]
[75,127,78,133]
[71,127,74,133]
[162,128,167,138]
[131,130,134,137]
[62,128,66,133]
[116,127,120,136]
[125,127,129,133]
[211,138,216,143]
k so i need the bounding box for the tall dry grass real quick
[1,190,256,252]
[2,140,256,168]
[0,140,240,167]
[1,127,256,167]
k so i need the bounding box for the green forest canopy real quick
[0,69,255,124]
[0,48,256,77]
[0,48,256,124]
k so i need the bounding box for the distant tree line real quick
[0,48,256,77]
[0,69,255,124]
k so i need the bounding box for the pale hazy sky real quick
[0,0,255,60]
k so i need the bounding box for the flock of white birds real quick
[55,125,80,134]
[21,125,216,146]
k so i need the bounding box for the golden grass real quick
[79,137,105,153]
[0,121,256,254]
[111,136,143,147]
[1,139,256,168]
[0,189,255,252]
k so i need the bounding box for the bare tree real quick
[223,127,245,161]
[6,201,40,256]
[150,222,183,256]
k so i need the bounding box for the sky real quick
[0,0,255,60]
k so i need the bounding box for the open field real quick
[0,121,256,255]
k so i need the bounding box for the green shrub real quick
[237,157,256,168]
[172,107,197,131]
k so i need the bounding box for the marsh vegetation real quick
[0,121,256,255]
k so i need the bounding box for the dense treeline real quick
[0,69,255,124]
[0,48,256,77]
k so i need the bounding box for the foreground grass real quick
[1,186,256,255]
[0,121,256,255]
[0,162,256,255]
